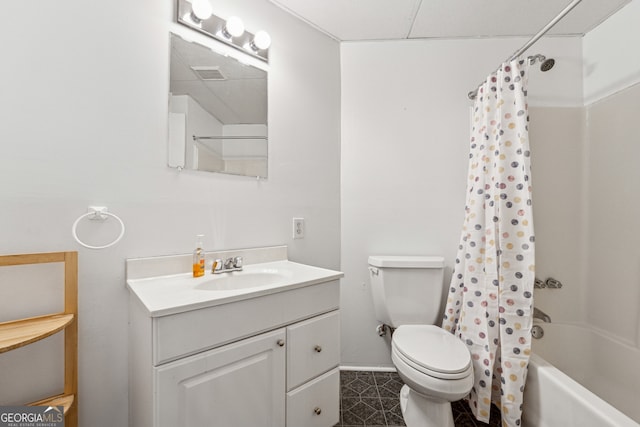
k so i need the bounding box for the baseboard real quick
[339,365,396,373]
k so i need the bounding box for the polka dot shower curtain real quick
[442,58,535,427]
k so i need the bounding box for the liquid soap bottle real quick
[192,234,205,278]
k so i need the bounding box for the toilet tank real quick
[368,255,445,328]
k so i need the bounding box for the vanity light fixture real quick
[176,0,270,62]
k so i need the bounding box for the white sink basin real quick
[195,269,292,291]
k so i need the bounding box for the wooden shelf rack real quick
[0,252,78,426]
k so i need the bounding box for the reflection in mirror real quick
[168,33,268,178]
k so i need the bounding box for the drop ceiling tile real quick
[270,0,631,41]
[410,0,561,39]
[410,0,631,39]
[269,0,422,40]
[542,0,631,35]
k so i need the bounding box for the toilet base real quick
[399,384,455,427]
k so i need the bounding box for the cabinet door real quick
[156,328,286,427]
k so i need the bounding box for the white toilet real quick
[368,255,473,427]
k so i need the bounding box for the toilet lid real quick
[393,325,471,377]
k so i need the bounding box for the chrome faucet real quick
[212,256,243,274]
[533,307,552,323]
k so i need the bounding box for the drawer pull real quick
[277,339,285,347]
[314,345,322,353]
[314,407,322,415]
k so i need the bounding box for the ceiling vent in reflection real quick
[191,66,226,81]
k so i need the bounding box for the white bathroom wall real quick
[527,107,587,323]
[583,0,640,105]
[340,37,583,367]
[0,1,341,425]
[582,1,640,347]
[584,84,640,347]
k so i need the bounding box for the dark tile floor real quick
[334,370,502,427]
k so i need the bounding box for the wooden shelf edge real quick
[0,313,74,354]
[0,252,67,266]
[28,393,75,415]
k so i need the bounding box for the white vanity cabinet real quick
[152,311,341,427]
[127,253,342,427]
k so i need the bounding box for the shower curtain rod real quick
[467,0,583,100]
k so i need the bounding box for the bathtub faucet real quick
[533,307,552,323]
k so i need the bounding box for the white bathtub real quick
[523,322,640,427]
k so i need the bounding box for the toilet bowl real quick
[391,325,473,427]
[368,255,473,427]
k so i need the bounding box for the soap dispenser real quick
[192,234,205,277]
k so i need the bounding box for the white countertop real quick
[127,260,343,317]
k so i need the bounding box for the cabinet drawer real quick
[287,310,339,390]
[286,368,339,427]
[154,280,339,365]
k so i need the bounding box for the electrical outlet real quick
[293,218,305,239]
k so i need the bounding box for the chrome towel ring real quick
[72,206,125,249]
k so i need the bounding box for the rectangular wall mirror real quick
[167,33,268,178]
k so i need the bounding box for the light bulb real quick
[250,30,271,51]
[223,16,245,38]
[182,12,202,27]
[191,0,213,21]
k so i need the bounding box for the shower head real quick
[540,58,555,72]
[528,54,555,72]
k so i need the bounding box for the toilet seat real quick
[392,325,471,380]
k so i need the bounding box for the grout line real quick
[371,372,390,427]
[462,401,481,427]
[339,370,504,427]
